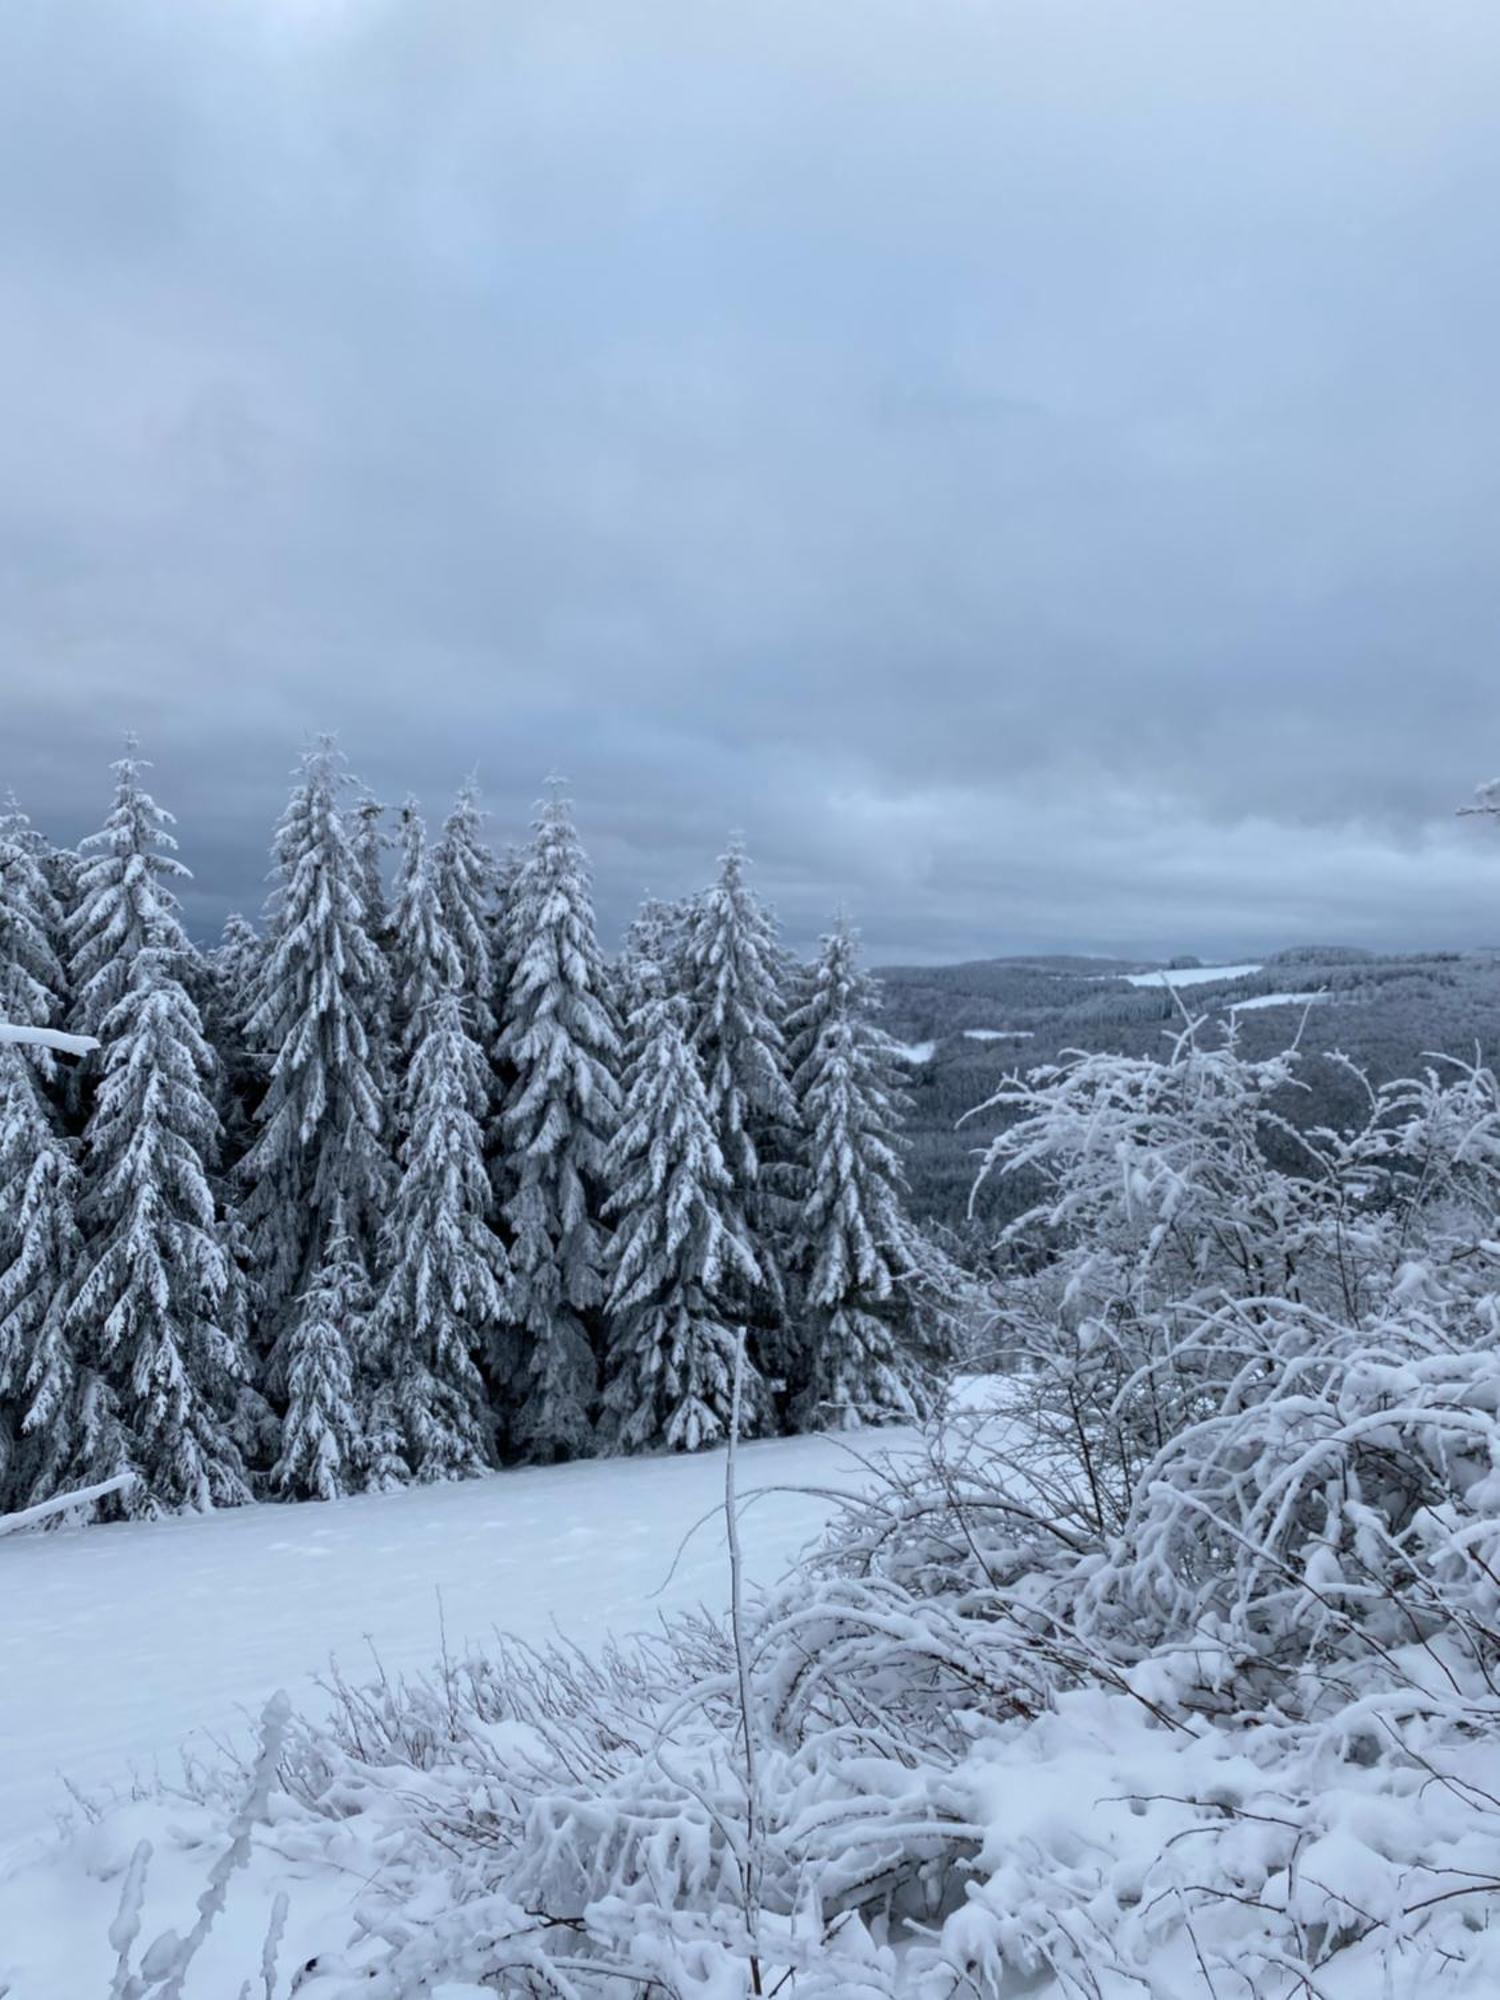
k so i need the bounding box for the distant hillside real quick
[874,948,1500,1242]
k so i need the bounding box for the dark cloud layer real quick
[2,0,1498,960]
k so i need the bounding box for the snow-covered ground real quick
[889,1038,936,1065]
[890,1030,1033,1064]
[1122,960,1262,988]
[1228,988,1330,1012]
[0,1429,915,1860]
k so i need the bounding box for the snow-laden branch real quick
[0,1022,100,1056]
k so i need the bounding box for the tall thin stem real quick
[727,1328,764,1994]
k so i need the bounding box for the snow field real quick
[0,1426,912,1861]
[1122,960,1262,987]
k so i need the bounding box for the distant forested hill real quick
[875,948,1500,1242]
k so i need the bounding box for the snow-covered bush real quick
[968,1022,1500,1531]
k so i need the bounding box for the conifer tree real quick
[240,740,392,1321]
[70,945,252,1514]
[205,911,264,1166]
[221,1206,278,1472]
[350,788,392,945]
[493,791,620,1460]
[68,744,191,1045]
[485,839,526,1158]
[351,784,399,1121]
[616,898,674,1023]
[603,958,766,1452]
[272,1198,368,1501]
[40,843,84,949]
[212,912,263,1038]
[0,1052,84,1509]
[680,842,802,1390]
[786,922,930,1428]
[374,988,509,1480]
[433,781,499,1047]
[0,798,68,1082]
[389,802,463,1061]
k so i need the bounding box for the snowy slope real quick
[0,1429,914,1858]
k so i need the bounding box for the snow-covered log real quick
[0,1022,99,1056]
[0,1471,134,1536]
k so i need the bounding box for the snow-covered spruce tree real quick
[602,955,767,1451]
[783,921,936,1428]
[433,780,500,1048]
[67,743,192,1047]
[373,988,510,1480]
[0,797,68,1086]
[213,909,262,1001]
[350,787,392,946]
[0,1051,84,1510]
[388,801,463,1063]
[492,791,620,1461]
[70,945,251,1516]
[204,921,275,1453]
[220,1203,279,1477]
[350,783,399,1123]
[210,910,262,1062]
[240,741,393,1328]
[615,896,678,1024]
[39,838,83,949]
[272,1198,370,1501]
[203,910,264,1167]
[484,839,525,1134]
[679,842,803,1401]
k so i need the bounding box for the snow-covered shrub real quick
[969,1022,1500,1529]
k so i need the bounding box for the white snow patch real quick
[890,1039,937,1065]
[1123,961,1262,989]
[1228,989,1330,1013]
[962,1028,1034,1042]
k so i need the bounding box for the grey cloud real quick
[1,0,1498,960]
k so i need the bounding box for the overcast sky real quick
[2,0,1498,962]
